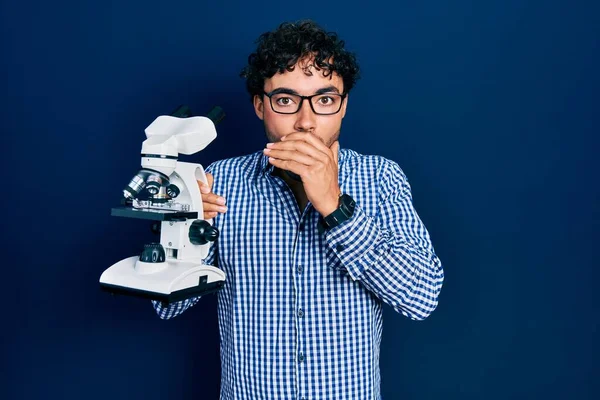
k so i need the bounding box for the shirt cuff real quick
[324,203,384,281]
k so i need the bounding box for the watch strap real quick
[319,194,355,232]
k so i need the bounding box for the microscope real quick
[99,105,226,304]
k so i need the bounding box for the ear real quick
[340,94,349,119]
[253,94,264,120]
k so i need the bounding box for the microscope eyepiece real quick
[206,106,225,126]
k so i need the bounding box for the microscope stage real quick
[111,207,198,221]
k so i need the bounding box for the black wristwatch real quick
[319,193,356,232]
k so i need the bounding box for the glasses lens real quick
[270,93,301,114]
[311,94,343,115]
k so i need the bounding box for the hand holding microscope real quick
[99,106,226,304]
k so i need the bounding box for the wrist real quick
[319,191,342,216]
[318,193,356,233]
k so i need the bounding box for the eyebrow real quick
[268,86,341,96]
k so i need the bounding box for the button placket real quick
[295,211,313,398]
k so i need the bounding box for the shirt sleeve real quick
[150,240,217,319]
[151,162,219,319]
[324,161,444,320]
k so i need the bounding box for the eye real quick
[316,95,338,106]
[275,96,295,106]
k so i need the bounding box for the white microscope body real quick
[100,107,226,304]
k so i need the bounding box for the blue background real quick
[2,0,598,398]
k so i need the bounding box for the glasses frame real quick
[262,90,347,115]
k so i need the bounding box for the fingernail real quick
[217,197,226,205]
[266,143,273,148]
[219,206,227,212]
[200,185,209,193]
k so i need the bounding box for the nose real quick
[293,98,317,132]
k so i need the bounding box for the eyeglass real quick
[263,90,347,115]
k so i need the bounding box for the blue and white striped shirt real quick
[153,147,444,400]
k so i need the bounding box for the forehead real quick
[264,60,344,94]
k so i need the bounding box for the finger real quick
[267,157,306,176]
[197,180,209,193]
[331,141,339,166]
[267,140,328,162]
[198,173,214,193]
[281,132,331,157]
[204,211,219,219]
[263,148,317,165]
[281,132,329,154]
[203,202,228,213]
[203,200,227,210]
[202,192,226,206]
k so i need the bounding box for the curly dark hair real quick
[240,20,360,101]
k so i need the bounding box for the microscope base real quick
[101,280,224,304]
[100,256,225,304]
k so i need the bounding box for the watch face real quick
[340,194,355,212]
[322,194,356,231]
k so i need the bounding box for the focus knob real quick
[189,220,219,245]
[139,243,166,263]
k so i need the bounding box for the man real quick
[153,20,444,400]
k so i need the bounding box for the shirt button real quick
[336,244,346,252]
[298,308,304,318]
[297,264,303,274]
[298,352,305,362]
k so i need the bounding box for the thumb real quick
[198,172,214,194]
[206,172,214,189]
[331,141,340,166]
